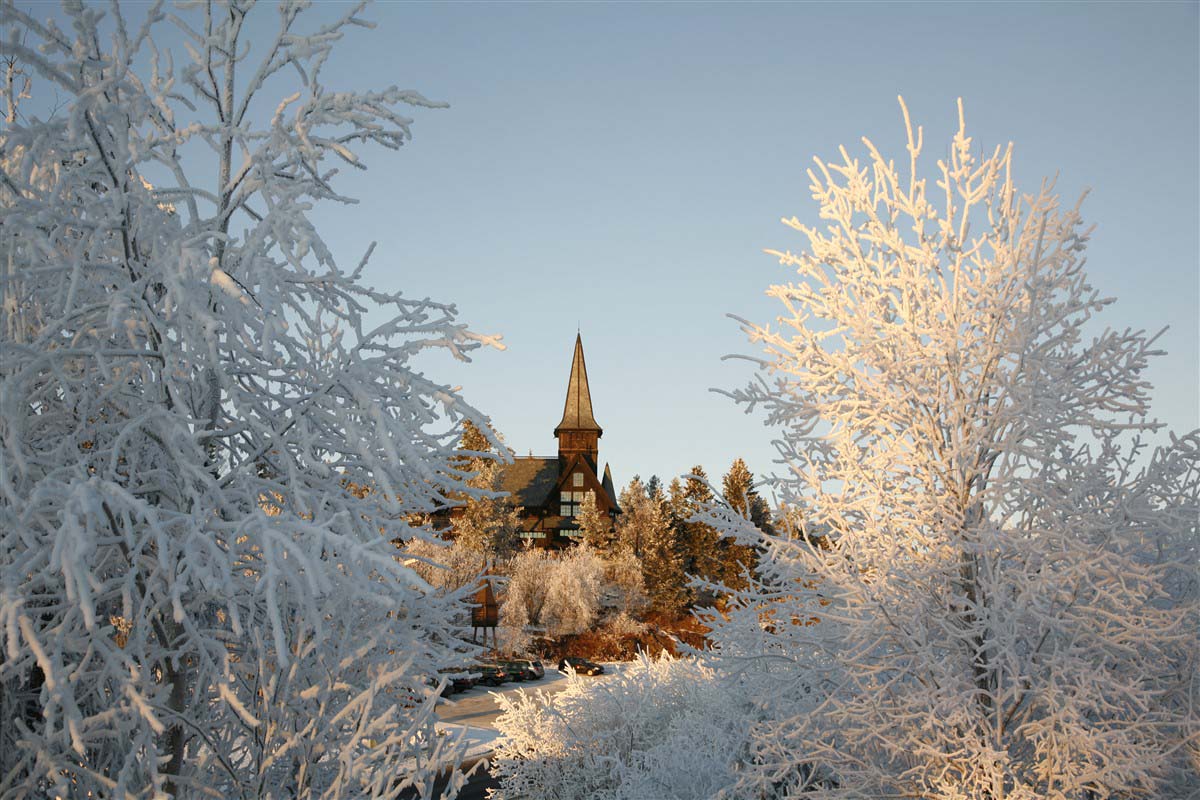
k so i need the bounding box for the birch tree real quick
[0,2,499,797]
[709,99,1200,799]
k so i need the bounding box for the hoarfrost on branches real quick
[706,98,1200,799]
[445,423,522,558]
[499,545,605,640]
[539,545,605,638]
[489,653,755,800]
[0,2,500,796]
[618,477,688,616]
[575,490,613,552]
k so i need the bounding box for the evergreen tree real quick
[645,474,663,499]
[673,466,723,592]
[717,458,766,590]
[620,478,687,616]
[452,458,523,557]
[575,490,612,551]
[452,422,522,557]
[617,477,650,557]
[459,418,493,457]
[721,458,772,532]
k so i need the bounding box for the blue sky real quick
[23,1,1198,492]
[305,1,1198,491]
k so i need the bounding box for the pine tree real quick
[451,422,522,557]
[574,490,613,551]
[451,458,523,557]
[716,458,765,590]
[721,458,771,530]
[641,480,690,616]
[617,476,648,556]
[645,474,663,499]
[617,478,687,615]
[459,418,494,457]
[672,466,723,594]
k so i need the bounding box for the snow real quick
[0,2,499,797]
[701,98,1200,799]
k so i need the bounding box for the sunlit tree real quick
[708,99,1200,799]
[714,458,765,591]
[449,425,522,557]
[575,490,613,551]
[640,480,690,616]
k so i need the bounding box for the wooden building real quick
[500,334,620,547]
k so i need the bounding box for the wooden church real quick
[500,334,620,547]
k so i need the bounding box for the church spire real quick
[554,334,603,436]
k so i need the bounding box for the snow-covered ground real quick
[436,663,628,729]
[427,662,629,771]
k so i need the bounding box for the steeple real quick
[555,334,602,435]
[554,334,602,467]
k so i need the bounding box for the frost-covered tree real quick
[604,545,648,616]
[616,477,649,557]
[721,458,771,533]
[450,457,522,557]
[0,3,499,797]
[574,490,612,551]
[402,536,487,596]
[618,477,687,613]
[638,482,690,616]
[489,653,756,800]
[541,545,605,637]
[710,98,1200,799]
[671,466,730,607]
[500,545,605,640]
[714,458,765,591]
[447,421,521,557]
[501,548,551,632]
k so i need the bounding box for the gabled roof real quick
[601,464,620,513]
[498,457,559,508]
[554,334,602,435]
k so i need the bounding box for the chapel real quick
[500,334,620,547]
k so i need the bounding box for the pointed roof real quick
[554,334,603,436]
[602,464,620,513]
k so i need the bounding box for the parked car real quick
[498,660,528,681]
[510,658,545,680]
[474,663,508,686]
[557,657,604,676]
[436,670,476,694]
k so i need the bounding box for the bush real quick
[490,653,755,800]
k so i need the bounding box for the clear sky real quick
[302,1,1200,491]
[32,1,1196,492]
